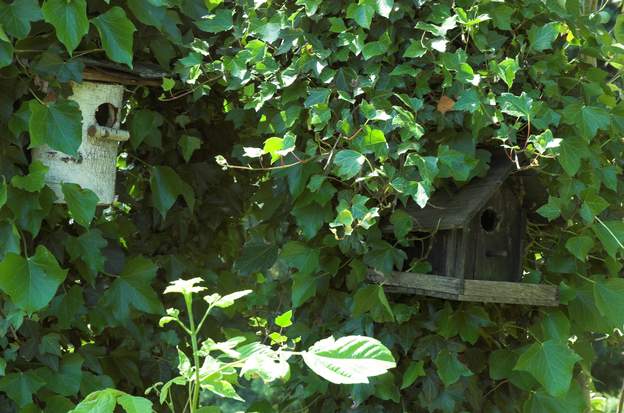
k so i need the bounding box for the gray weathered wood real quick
[405,157,513,230]
[369,270,559,307]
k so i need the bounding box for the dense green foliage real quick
[0,0,623,412]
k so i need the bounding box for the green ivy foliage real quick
[0,0,623,412]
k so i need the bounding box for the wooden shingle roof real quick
[405,156,514,231]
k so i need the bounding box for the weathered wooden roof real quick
[405,156,514,231]
[80,58,167,86]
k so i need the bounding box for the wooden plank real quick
[368,270,559,307]
[461,279,558,306]
[368,270,463,301]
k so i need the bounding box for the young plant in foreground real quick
[71,278,396,413]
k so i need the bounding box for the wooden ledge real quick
[368,270,559,307]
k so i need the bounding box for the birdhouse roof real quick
[405,155,514,231]
[80,58,168,87]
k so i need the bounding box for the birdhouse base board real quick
[368,270,559,307]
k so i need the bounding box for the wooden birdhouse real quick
[31,60,163,205]
[370,155,559,306]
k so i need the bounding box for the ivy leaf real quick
[280,241,320,275]
[400,360,425,389]
[523,382,588,413]
[352,284,394,322]
[304,88,331,108]
[42,0,88,54]
[389,209,412,241]
[195,9,234,33]
[0,0,41,39]
[434,350,473,386]
[65,229,106,284]
[558,137,589,176]
[363,240,406,274]
[579,193,608,223]
[578,106,610,141]
[528,22,559,52]
[564,236,594,262]
[593,278,624,329]
[117,394,154,413]
[437,145,476,181]
[274,310,293,328]
[615,14,624,43]
[454,89,479,112]
[0,371,45,407]
[178,135,202,163]
[499,92,533,120]
[374,0,393,18]
[127,0,166,30]
[496,57,519,88]
[235,240,278,276]
[291,272,316,308]
[591,220,624,258]
[362,41,386,60]
[302,336,396,384]
[403,40,426,58]
[0,220,21,260]
[0,39,12,68]
[92,7,136,68]
[514,340,580,396]
[346,3,375,29]
[150,166,195,218]
[29,99,83,156]
[10,161,48,192]
[334,150,365,179]
[68,389,116,413]
[62,183,99,228]
[31,51,84,83]
[0,246,68,314]
[0,177,6,209]
[129,109,164,149]
[438,304,491,344]
[38,353,83,396]
[99,256,163,322]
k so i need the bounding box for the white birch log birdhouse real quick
[31,60,164,205]
[32,81,129,205]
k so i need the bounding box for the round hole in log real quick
[480,208,499,232]
[95,103,117,128]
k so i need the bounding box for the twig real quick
[224,156,318,172]
[159,75,223,102]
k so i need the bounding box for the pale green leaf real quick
[302,336,396,384]
[275,309,293,328]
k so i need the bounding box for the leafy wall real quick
[0,0,623,411]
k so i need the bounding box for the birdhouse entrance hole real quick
[480,208,499,232]
[95,103,117,128]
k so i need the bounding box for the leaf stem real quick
[184,295,201,413]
